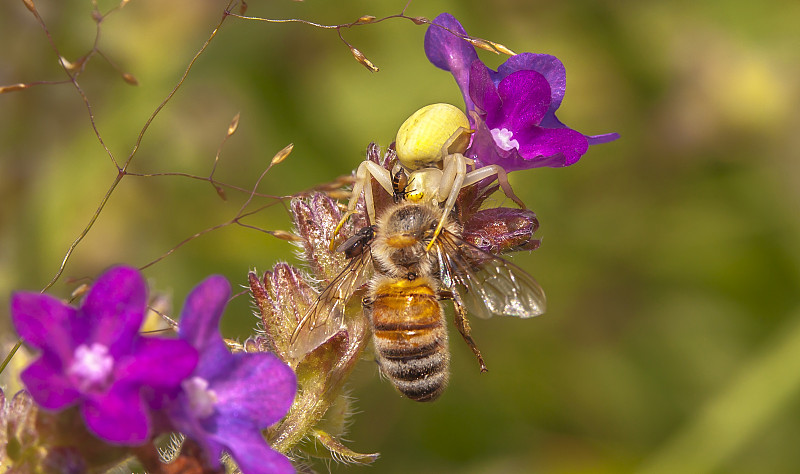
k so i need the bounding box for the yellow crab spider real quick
[332,103,525,251]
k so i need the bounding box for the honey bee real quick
[294,182,546,402]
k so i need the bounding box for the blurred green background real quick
[1,0,799,473]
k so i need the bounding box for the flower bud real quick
[248,264,316,364]
[462,207,541,254]
[292,194,352,284]
[250,261,373,463]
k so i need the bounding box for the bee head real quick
[373,202,442,278]
[382,204,439,244]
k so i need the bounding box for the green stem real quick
[0,340,22,375]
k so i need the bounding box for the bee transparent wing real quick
[436,230,546,319]
[289,250,373,358]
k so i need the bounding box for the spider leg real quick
[426,153,467,251]
[462,164,526,209]
[330,160,393,250]
[439,125,473,159]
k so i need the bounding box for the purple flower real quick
[167,275,297,474]
[424,13,619,171]
[10,266,198,445]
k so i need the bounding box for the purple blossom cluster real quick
[9,267,296,473]
[425,13,618,171]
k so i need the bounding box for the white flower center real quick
[490,128,520,151]
[68,343,114,392]
[182,376,218,419]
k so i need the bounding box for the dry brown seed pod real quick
[122,72,139,86]
[467,37,501,54]
[0,83,29,94]
[355,15,376,24]
[271,143,294,164]
[488,40,516,56]
[349,46,379,72]
[227,113,240,137]
[22,0,37,14]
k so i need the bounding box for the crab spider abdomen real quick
[395,103,471,170]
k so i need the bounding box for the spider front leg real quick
[425,152,467,251]
[439,125,473,162]
[425,155,527,251]
[461,164,526,209]
[330,160,393,250]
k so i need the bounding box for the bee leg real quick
[361,295,373,308]
[451,291,488,373]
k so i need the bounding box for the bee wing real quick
[289,250,373,358]
[436,230,546,319]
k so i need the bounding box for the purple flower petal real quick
[496,53,567,118]
[177,275,234,382]
[469,60,499,119]
[165,395,226,467]
[587,132,621,145]
[217,424,294,474]
[424,13,479,111]
[81,266,146,356]
[11,292,77,360]
[470,118,579,170]
[81,383,150,444]
[20,358,81,410]
[468,118,515,168]
[212,353,296,426]
[495,70,551,133]
[116,337,198,391]
[178,275,231,355]
[516,125,588,166]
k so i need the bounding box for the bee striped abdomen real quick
[369,276,449,402]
